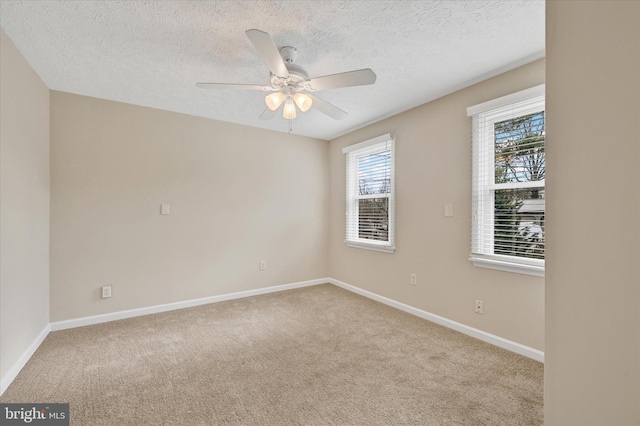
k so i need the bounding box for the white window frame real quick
[467,85,545,277]
[343,133,395,253]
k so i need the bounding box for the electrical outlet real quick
[474,300,484,314]
[102,285,112,299]
[259,260,266,271]
[410,273,417,285]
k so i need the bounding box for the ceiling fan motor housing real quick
[271,62,309,89]
[279,46,298,63]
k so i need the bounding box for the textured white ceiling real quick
[0,0,544,140]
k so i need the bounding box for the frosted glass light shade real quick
[282,100,297,119]
[265,92,285,111]
[294,93,313,112]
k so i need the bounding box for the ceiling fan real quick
[196,29,376,122]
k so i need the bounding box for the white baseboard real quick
[50,278,328,331]
[328,278,544,363]
[2,278,327,396]
[2,276,542,397]
[1,323,51,395]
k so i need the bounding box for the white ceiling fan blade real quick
[307,94,348,120]
[196,83,274,91]
[245,29,290,79]
[307,69,376,91]
[259,107,277,120]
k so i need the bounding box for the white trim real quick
[341,133,393,153]
[344,134,395,251]
[469,88,546,275]
[1,323,51,396]
[50,278,327,331]
[1,279,326,396]
[345,241,396,253]
[328,278,544,363]
[487,180,545,190]
[467,84,545,116]
[470,255,545,277]
[2,276,543,397]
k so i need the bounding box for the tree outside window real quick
[494,111,545,259]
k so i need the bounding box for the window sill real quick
[345,240,395,254]
[470,254,544,277]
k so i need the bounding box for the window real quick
[467,85,545,276]
[343,133,395,253]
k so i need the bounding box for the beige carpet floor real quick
[1,284,543,425]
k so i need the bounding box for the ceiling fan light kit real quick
[282,99,297,120]
[265,92,285,111]
[197,29,376,129]
[264,87,312,118]
[294,93,312,112]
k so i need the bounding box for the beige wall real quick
[329,59,546,351]
[9,3,639,418]
[545,1,640,424]
[50,92,328,322]
[0,30,50,379]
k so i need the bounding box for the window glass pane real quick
[494,111,545,184]
[358,198,389,241]
[494,188,545,259]
[358,150,391,196]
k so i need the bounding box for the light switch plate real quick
[444,204,454,217]
[161,204,170,215]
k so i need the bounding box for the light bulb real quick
[264,92,284,111]
[282,99,297,119]
[294,93,313,112]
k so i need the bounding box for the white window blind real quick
[467,85,545,276]
[343,133,395,253]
